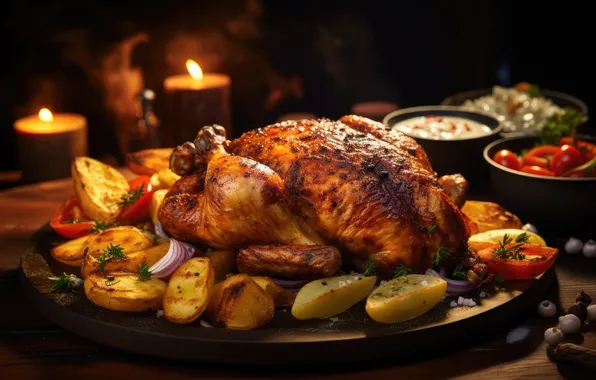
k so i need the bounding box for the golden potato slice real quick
[462,201,522,233]
[251,276,295,308]
[51,226,154,267]
[150,189,168,225]
[207,274,275,330]
[72,157,130,222]
[468,229,546,251]
[81,242,169,278]
[84,272,167,312]
[163,258,215,324]
[365,275,446,324]
[291,274,376,320]
[125,148,174,176]
[150,169,182,191]
[207,250,236,282]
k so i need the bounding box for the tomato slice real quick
[477,243,558,280]
[520,165,555,176]
[550,144,582,176]
[50,196,94,239]
[118,176,154,225]
[559,137,596,160]
[492,149,522,171]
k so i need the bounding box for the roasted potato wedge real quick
[126,148,173,176]
[207,274,275,330]
[163,258,215,324]
[462,201,522,233]
[366,275,446,324]
[51,226,155,266]
[251,276,295,308]
[150,189,168,225]
[468,228,546,251]
[84,272,167,312]
[72,157,130,222]
[207,250,236,282]
[291,274,376,320]
[81,241,169,278]
[150,169,182,191]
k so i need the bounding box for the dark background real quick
[0,0,593,171]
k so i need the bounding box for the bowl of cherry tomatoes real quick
[483,135,596,236]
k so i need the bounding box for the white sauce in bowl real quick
[392,115,493,140]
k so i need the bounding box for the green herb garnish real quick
[434,246,449,267]
[494,274,505,283]
[428,224,437,233]
[49,272,81,293]
[492,234,526,260]
[97,244,127,272]
[526,84,541,98]
[538,107,588,145]
[119,186,145,206]
[363,258,378,276]
[393,264,412,278]
[87,219,117,234]
[452,263,468,281]
[137,263,152,281]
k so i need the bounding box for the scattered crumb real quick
[469,300,477,306]
[199,319,213,328]
[463,298,471,306]
[156,309,164,318]
[506,326,531,344]
[450,300,458,307]
[479,291,487,298]
[329,317,339,323]
[458,296,464,305]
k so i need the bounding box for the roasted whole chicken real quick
[159,116,477,279]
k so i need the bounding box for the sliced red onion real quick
[149,238,195,278]
[155,221,169,240]
[270,277,310,289]
[426,269,477,295]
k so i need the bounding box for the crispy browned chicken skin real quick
[160,116,472,277]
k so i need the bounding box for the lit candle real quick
[163,59,232,144]
[13,108,88,183]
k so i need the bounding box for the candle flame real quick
[186,59,203,80]
[39,108,54,122]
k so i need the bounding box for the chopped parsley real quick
[97,244,127,272]
[119,186,145,206]
[492,233,528,260]
[363,258,378,276]
[538,107,588,146]
[137,263,152,281]
[452,263,468,281]
[427,224,437,233]
[393,264,411,278]
[48,272,82,293]
[434,246,449,267]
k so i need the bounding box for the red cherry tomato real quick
[520,165,555,176]
[50,196,94,239]
[550,145,582,176]
[477,243,558,280]
[559,137,596,160]
[492,149,522,171]
[118,176,154,225]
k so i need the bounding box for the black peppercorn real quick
[568,302,588,322]
[576,290,592,305]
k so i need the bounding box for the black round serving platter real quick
[21,224,554,366]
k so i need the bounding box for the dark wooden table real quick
[1,174,595,379]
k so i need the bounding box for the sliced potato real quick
[125,148,173,176]
[150,189,168,225]
[150,169,181,191]
[81,242,169,278]
[207,250,236,282]
[84,271,167,312]
[72,157,130,222]
[468,228,546,251]
[291,274,376,320]
[365,274,446,324]
[462,201,522,233]
[51,226,155,267]
[163,257,215,324]
[207,274,275,330]
[251,276,295,308]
